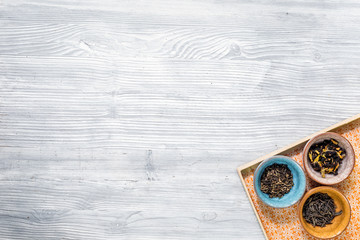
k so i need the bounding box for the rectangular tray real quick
[237,113,360,240]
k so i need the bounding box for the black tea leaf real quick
[260,163,294,198]
[302,192,342,227]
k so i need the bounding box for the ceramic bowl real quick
[302,132,355,185]
[254,155,306,208]
[298,186,351,239]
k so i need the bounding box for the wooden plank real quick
[1,1,360,63]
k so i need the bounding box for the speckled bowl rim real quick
[297,186,351,239]
[254,155,307,208]
[302,132,355,185]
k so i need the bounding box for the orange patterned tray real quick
[237,114,360,240]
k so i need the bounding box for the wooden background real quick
[1,0,360,239]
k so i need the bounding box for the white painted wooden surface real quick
[1,0,360,239]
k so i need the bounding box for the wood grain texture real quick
[1,0,360,239]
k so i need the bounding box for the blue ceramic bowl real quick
[254,155,306,208]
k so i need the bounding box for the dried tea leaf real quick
[303,192,342,227]
[260,163,294,198]
[308,138,346,178]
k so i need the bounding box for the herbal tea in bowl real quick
[302,132,355,185]
[298,186,351,239]
[253,155,306,208]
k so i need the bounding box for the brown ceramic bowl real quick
[298,186,351,239]
[302,132,355,185]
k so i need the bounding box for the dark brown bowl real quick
[302,132,355,185]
